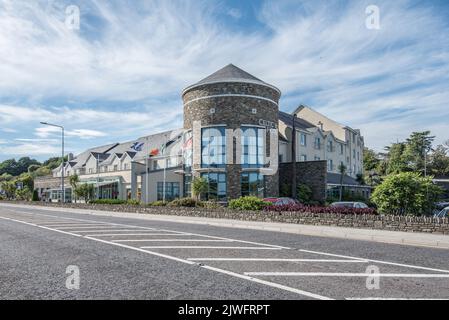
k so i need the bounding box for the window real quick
[357,151,360,161]
[340,144,344,155]
[123,163,129,170]
[314,137,321,150]
[202,127,226,168]
[201,173,227,201]
[113,165,118,171]
[300,133,307,146]
[157,182,180,201]
[241,127,265,168]
[314,156,321,161]
[88,168,93,174]
[241,172,265,198]
[300,154,307,162]
[328,159,334,171]
[327,141,334,152]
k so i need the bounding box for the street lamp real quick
[40,122,65,204]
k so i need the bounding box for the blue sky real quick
[0,0,448,161]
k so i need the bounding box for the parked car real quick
[330,201,369,209]
[263,197,300,206]
[434,207,449,218]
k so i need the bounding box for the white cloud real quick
[227,8,242,19]
[0,0,448,156]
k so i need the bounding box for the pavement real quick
[1,203,449,300]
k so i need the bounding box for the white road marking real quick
[85,233,187,237]
[56,226,123,230]
[346,297,449,300]
[139,246,282,250]
[0,213,332,300]
[244,272,449,278]
[202,265,333,300]
[187,258,368,263]
[113,239,233,243]
[300,249,449,274]
[69,229,162,233]
[3,208,290,249]
[41,223,110,227]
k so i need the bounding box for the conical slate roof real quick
[196,64,264,85]
[183,64,280,94]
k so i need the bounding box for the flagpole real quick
[145,137,149,204]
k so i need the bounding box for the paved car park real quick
[1,204,449,300]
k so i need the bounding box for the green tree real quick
[430,145,449,176]
[363,148,380,172]
[371,172,443,216]
[402,131,435,173]
[192,177,208,200]
[385,143,408,174]
[1,181,17,199]
[69,174,80,203]
[74,184,94,203]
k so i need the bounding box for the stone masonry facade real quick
[183,81,280,199]
[279,161,327,202]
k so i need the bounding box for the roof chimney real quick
[318,121,324,131]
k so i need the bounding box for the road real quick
[1,203,448,300]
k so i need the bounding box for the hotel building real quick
[35,64,368,203]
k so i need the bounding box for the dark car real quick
[263,197,300,206]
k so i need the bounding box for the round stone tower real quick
[182,64,281,200]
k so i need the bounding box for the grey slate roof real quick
[327,173,362,186]
[278,111,316,130]
[196,64,263,85]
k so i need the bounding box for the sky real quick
[0,0,448,161]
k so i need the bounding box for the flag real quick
[130,142,144,152]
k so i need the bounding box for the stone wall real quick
[279,161,327,202]
[5,201,448,235]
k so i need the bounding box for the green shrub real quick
[150,200,167,206]
[297,184,312,204]
[371,172,443,215]
[126,199,141,206]
[32,190,39,201]
[167,197,201,207]
[202,200,221,209]
[91,199,126,205]
[228,196,270,211]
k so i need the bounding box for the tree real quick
[385,143,408,174]
[363,148,380,172]
[1,181,17,199]
[338,164,347,201]
[192,177,208,200]
[429,145,449,177]
[69,174,80,203]
[371,172,443,216]
[402,131,435,173]
[74,184,94,203]
[0,157,40,176]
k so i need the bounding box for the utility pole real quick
[291,114,297,199]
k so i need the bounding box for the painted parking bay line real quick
[140,246,283,250]
[113,239,233,243]
[86,233,189,237]
[0,215,332,300]
[244,272,449,278]
[187,258,369,263]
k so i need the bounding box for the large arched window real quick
[241,127,265,168]
[201,127,226,168]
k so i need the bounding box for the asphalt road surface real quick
[1,204,448,300]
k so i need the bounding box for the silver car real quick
[330,202,369,209]
[434,207,449,218]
